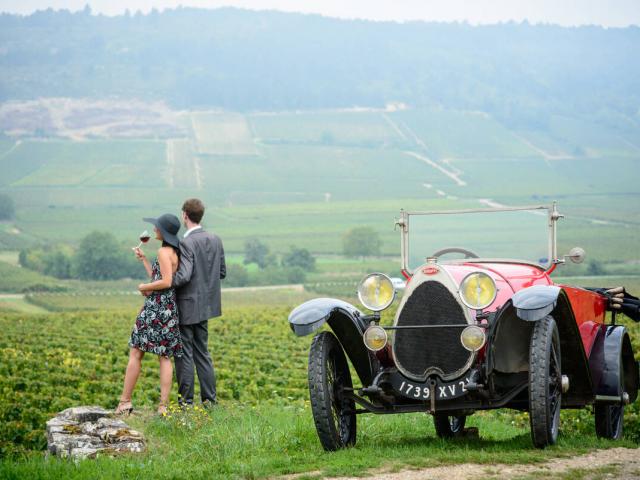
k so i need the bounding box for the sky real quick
[1,0,639,27]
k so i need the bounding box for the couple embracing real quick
[115,198,226,415]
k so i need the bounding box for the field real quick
[0,104,638,267]
[0,103,639,476]
[2,295,640,478]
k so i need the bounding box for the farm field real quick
[0,106,638,264]
[191,112,258,155]
[1,301,640,478]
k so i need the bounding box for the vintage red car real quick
[289,203,640,450]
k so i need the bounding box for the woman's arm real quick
[138,248,174,293]
[134,247,153,278]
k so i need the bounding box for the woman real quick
[115,213,183,416]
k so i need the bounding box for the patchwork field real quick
[0,104,638,268]
[191,112,258,156]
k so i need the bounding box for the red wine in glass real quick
[133,230,151,250]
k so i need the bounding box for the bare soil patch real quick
[324,447,640,480]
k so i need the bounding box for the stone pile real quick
[46,406,145,459]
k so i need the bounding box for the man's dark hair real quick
[182,198,205,224]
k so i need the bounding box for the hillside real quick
[0,103,638,263]
[1,8,639,127]
[0,8,638,261]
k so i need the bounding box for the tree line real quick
[17,226,382,286]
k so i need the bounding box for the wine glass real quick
[132,230,151,250]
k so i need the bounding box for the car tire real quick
[595,352,624,440]
[308,331,356,451]
[529,315,562,448]
[433,414,466,438]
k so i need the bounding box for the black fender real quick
[590,325,639,403]
[288,298,374,386]
[511,285,561,322]
[489,288,593,407]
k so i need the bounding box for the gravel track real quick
[331,447,640,480]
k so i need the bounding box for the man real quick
[172,198,226,406]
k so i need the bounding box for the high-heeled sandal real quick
[115,400,133,416]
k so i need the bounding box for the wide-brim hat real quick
[143,213,181,249]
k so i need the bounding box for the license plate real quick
[390,371,471,401]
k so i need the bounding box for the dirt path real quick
[331,447,640,480]
[0,293,24,300]
[404,151,467,187]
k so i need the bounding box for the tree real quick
[73,231,131,280]
[587,259,605,276]
[244,238,271,269]
[42,246,73,279]
[225,263,249,287]
[342,227,382,259]
[0,194,15,220]
[282,246,316,271]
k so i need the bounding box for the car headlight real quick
[363,325,388,351]
[357,273,396,312]
[459,272,497,310]
[460,325,486,351]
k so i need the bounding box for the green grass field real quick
[191,112,258,155]
[0,107,637,269]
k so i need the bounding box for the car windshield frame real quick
[397,203,561,273]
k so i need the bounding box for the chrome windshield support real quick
[398,203,560,271]
[549,201,564,265]
[396,209,410,273]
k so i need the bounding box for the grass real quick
[0,261,62,293]
[0,295,48,314]
[20,286,318,312]
[2,139,165,188]
[0,405,637,479]
[0,251,19,265]
[191,112,257,155]
[249,110,405,147]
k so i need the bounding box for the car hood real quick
[437,261,553,311]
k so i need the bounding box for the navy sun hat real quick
[143,213,181,249]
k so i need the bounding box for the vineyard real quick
[2,299,640,458]
[0,306,313,457]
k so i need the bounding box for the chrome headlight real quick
[460,325,486,351]
[363,325,388,352]
[357,273,396,312]
[459,272,497,310]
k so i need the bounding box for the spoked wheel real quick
[529,315,562,448]
[308,331,356,451]
[434,413,466,438]
[595,354,625,439]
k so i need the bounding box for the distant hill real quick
[0,7,639,132]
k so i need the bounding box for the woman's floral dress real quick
[129,258,183,358]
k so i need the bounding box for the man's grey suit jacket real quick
[172,228,226,325]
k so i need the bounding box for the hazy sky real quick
[1,0,639,27]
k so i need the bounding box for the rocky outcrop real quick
[46,406,145,459]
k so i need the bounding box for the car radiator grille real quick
[394,280,471,380]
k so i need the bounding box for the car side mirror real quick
[566,247,586,264]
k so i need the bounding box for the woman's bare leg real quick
[120,347,145,403]
[158,356,173,411]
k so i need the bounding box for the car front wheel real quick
[529,315,562,448]
[308,331,356,451]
